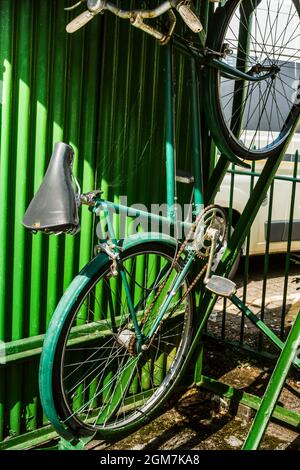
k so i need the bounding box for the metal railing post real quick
[243,310,300,450]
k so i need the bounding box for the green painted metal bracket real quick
[0,425,57,450]
[0,334,44,365]
[58,435,96,451]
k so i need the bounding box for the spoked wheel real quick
[206,0,300,161]
[46,242,194,439]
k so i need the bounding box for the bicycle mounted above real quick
[63,0,299,164]
[65,0,203,41]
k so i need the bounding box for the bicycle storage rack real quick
[52,3,300,451]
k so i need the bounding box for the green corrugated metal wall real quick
[0,0,193,445]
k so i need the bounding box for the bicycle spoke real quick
[56,246,193,432]
[217,0,300,156]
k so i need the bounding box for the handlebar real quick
[66,0,202,42]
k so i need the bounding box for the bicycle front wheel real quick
[43,242,194,440]
[206,0,300,161]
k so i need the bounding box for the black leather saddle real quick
[23,142,80,234]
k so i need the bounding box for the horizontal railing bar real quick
[204,333,278,362]
[0,424,56,450]
[227,168,300,183]
[1,310,183,365]
[198,375,300,428]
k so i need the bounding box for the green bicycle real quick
[23,0,300,443]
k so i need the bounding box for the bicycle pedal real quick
[205,275,236,298]
[175,170,194,184]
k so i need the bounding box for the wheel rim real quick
[217,0,300,157]
[55,246,193,433]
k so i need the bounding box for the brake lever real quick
[66,10,95,33]
[174,1,203,33]
[64,1,85,11]
[66,0,106,33]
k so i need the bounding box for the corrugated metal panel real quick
[0,0,192,443]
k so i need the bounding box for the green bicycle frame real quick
[91,25,282,351]
[92,32,300,378]
[96,196,198,348]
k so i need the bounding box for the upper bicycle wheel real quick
[205,0,300,161]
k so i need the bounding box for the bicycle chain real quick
[144,261,208,352]
[129,205,219,354]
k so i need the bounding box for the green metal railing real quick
[207,154,300,358]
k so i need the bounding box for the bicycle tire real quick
[40,242,195,440]
[205,0,300,161]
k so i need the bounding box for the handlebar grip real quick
[66,10,95,33]
[176,3,203,33]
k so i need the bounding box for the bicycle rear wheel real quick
[206,0,300,161]
[42,242,194,440]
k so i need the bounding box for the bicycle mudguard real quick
[39,251,110,441]
[22,142,80,234]
[118,232,179,250]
